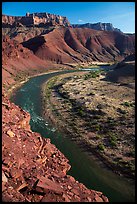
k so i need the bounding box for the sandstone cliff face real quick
[2,13,70,27]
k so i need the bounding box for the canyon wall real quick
[2,11,135,202]
[22,27,135,64]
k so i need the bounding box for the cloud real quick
[78,19,85,23]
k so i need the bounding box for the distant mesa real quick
[2,13,71,27]
[72,22,122,33]
[3,13,122,33]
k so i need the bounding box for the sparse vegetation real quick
[92,124,101,132]
[117,108,127,114]
[42,70,135,178]
[121,101,135,107]
[96,134,102,139]
[87,91,95,96]
[84,70,101,80]
[109,139,117,147]
[98,143,105,151]
[78,108,85,116]
[14,71,29,82]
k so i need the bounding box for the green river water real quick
[11,70,135,202]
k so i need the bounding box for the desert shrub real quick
[109,133,117,147]
[78,108,85,116]
[121,101,135,108]
[93,115,102,120]
[84,74,90,80]
[128,150,135,157]
[107,117,117,126]
[107,117,114,122]
[98,143,105,151]
[89,109,106,116]
[122,101,130,107]
[110,140,117,147]
[108,116,113,120]
[91,120,98,125]
[117,108,126,114]
[107,121,116,127]
[96,134,102,139]
[87,92,95,96]
[91,124,101,131]
[110,134,117,141]
[97,104,103,109]
[84,70,101,80]
[120,120,127,125]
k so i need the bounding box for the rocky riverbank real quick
[41,70,135,179]
[2,77,109,202]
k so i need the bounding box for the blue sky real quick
[2,2,135,33]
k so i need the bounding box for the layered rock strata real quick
[22,27,135,64]
[2,36,66,87]
[2,13,70,27]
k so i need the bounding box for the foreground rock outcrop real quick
[2,92,109,202]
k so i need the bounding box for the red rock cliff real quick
[2,13,70,27]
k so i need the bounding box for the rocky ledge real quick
[2,92,108,202]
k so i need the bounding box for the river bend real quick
[11,70,135,202]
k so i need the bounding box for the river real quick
[10,69,135,202]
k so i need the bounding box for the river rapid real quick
[11,69,135,202]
